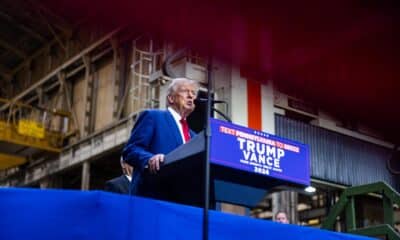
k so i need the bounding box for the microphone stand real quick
[202,55,213,240]
[195,98,231,123]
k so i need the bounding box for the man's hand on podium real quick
[148,154,165,174]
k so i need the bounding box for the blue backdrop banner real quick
[0,188,375,240]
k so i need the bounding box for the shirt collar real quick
[125,175,132,182]
[168,107,183,121]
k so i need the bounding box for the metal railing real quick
[322,181,400,240]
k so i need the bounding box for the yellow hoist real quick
[0,98,72,170]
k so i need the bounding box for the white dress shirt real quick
[168,107,188,143]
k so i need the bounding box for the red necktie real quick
[180,118,191,142]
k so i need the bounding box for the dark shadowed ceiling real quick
[1,0,399,143]
[0,0,74,75]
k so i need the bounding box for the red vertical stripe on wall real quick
[247,79,262,130]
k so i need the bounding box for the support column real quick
[290,191,299,224]
[81,161,90,190]
[272,193,279,219]
[82,55,95,136]
[111,38,121,120]
[345,196,356,231]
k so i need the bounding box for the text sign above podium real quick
[210,118,310,186]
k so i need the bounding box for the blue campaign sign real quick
[210,118,310,186]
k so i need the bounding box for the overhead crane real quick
[0,98,71,170]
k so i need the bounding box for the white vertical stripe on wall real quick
[261,81,275,134]
[230,67,248,126]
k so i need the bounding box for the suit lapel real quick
[163,110,183,145]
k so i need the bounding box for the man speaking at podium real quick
[122,78,199,199]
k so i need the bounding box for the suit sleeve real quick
[189,129,196,138]
[105,180,118,193]
[122,110,155,170]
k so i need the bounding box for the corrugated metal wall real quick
[275,115,399,190]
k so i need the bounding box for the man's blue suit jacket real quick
[122,109,195,197]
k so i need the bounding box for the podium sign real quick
[210,118,310,186]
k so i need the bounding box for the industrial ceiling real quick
[0,0,399,143]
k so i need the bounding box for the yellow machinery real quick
[0,98,72,170]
